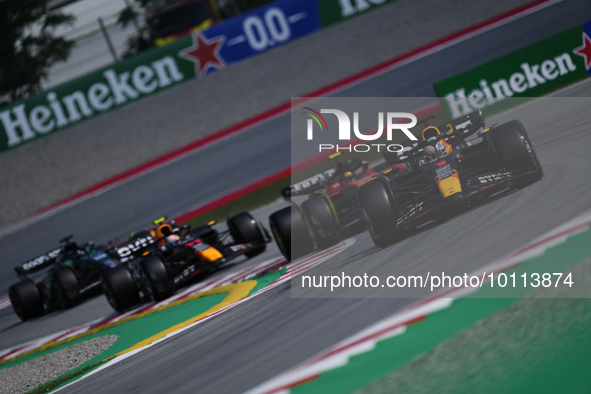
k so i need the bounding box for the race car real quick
[268,153,394,260]
[356,110,543,247]
[8,236,118,321]
[99,212,270,312]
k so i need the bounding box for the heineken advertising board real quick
[0,45,192,152]
[0,0,320,154]
[435,21,591,119]
[0,0,401,154]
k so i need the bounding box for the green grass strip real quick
[358,287,591,394]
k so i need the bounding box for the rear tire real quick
[227,212,266,258]
[269,206,314,261]
[9,281,43,321]
[138,256,172,301]
[301,195,338,249]
[53,267,79,309]
[100,266,140,313]
[357,180,403,248]
[491,120,543,188]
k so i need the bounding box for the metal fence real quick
[42,0,138,88]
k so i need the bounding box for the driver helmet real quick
[164,234,181,246]
[435,140,452,157]
[340,171,354,184]
[424,145,438,161]
[64,242,78,252]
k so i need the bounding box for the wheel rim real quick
[308,215,326,239]
[101,278,117,309]
[55,283,67,309]
[361,206,378,238]
[141,270,155,298]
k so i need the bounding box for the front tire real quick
[138,256,172,301]
[100,266,140,313]
[357,180,403,248]
[227,212,266,258]
[269,206,314,261]
[9,281,44,321]
[491,120,543,188]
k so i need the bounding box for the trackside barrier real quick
[0,0,557,154]
[10,0,560,225]
[434,20,591,119]
[0,0,400,155]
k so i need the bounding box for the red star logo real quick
[573,32,591,71]
[180,32,226,77]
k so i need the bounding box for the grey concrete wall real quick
[0,0,534,227]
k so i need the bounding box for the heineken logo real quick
[443,53,577,118]
[180,32,226,77]
[0,56,185,147]
[573,32,591,71]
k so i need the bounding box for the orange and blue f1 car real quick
[100,213,270,312]
[356,110,543,247]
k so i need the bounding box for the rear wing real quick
[15,247,63,277]
[111,233,156,263]
[439,110,485,135]
[281,168,336,198]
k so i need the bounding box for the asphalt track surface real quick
[0,0,590,391]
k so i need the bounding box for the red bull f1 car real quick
[356,110,543,247]
[100,212,270,312]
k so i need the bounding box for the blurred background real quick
[1,0,591,393]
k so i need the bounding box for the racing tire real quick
[53,267,79,309]
[491,120,543,188]
[227,212,266,258]
[100,266,140,313]
[9,280,44,321]
[357,180,403,248]
[269,206,314,261]
[301,195,338,249]
[138,256,172,302]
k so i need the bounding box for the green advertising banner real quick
[434,23,591,119]
[0,37,196,153]
[318,0,399,27]
[0,0,406,154]
[0,0,322,154]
